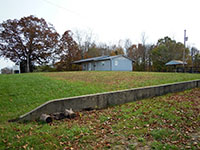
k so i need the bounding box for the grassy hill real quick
[0,71,200,149]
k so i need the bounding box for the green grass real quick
[0,71,200,149]
[151,141,179,150]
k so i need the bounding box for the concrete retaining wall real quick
[19,80,200,121]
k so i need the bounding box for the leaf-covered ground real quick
[0,72,200,149]
[1,88,200,149]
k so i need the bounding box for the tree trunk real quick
[27,54,30,73]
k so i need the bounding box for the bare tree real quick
[191,47,199,72]
[73,29,96,58]
[97,42,111,56]
[140,32,148,71]
[110,40,124,56]
[124,39,132,56]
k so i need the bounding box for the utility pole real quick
[183,30,188,72]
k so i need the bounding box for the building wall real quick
[81,56,132,71]
[81,60,111,71]
[95,60,111,71]
[81,63,87,71]
[111,56,132,71]
[82,63,91,71]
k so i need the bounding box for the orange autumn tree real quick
[0,15,59,72]
[55,30,81,71]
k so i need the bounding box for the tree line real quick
[0,15,200,73]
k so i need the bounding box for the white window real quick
[115,60,118,66]
[102,61,104,66]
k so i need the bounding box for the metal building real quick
[73,55,134,71]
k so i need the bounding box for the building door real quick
[88,63,91,71]
[91,62,96,71]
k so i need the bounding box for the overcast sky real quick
[0,0,200,70]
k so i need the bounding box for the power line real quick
[40,0,94,31]
[41,0,81,16]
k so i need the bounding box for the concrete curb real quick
[19,80,200,121]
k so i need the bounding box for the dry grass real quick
[44,71,200,91]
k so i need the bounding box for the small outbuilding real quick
[73,55,134,71]
[165,60,187,72]
[165,60,187,66]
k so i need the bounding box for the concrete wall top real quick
[18,79,200,122]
